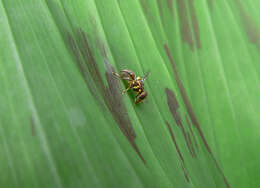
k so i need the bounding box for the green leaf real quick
[1,0,260,187]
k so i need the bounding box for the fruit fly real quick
[112,69,150,104]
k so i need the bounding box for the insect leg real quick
[122,82,133,94]
[122,87,131,94]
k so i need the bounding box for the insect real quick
[112,69,150,104]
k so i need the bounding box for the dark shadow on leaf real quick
[166,88,196,158]
[68,30,145,163]
[164,44,230,188]
[165,121,190,182]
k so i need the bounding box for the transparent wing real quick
[120,70,135,80]
[112,72,132,81]
[142,71,150,81]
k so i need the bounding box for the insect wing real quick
[120,69,135,80]
[142,71,150,81]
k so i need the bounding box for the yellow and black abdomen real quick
[132,81,143,93]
